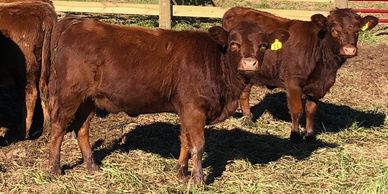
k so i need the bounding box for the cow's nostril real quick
[240,57,259,71]
[342,45,357,56]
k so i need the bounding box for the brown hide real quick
[0,0,54,6]
[0,0,56,138]
[47,17,286,183]
[222,7,378,142]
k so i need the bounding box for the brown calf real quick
[48,17,289,183]
[0,0,56,137]
[222,7,378,142]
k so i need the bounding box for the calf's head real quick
[208,22,289,73]
[325,8,378,57]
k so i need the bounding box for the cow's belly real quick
[93,90,175,115]
[304,77,336,99]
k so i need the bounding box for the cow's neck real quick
[208,55,247,124]
[321,34,347,69]
[306,33,347,98]
[221,55,247,100]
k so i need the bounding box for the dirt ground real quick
[0,42,387,192]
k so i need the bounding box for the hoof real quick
[191,172,204,185]
[290,131,303,143]
[176,164,189,181]
[87,163,100,174]
[177,174,190,183]
[304,135,317,143]
[240,115,255,127]
[49,166,62,175]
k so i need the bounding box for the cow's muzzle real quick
[238,57,260,72]
[340,44,357,58]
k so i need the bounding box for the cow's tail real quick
[39,14,56,130]
[46,17,83,125]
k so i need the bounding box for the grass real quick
[359,30,378,44]
[0,61,386,193]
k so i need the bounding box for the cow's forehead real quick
[248,32,268,42]
[328,9,361,27]
[231,22,263,34]
[229,29,266,44]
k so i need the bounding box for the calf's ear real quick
[268,30,290,51]
[360,15,378,31]
[311,14,327,28]
[208,26,228,45]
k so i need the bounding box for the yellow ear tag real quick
[271,39,282,51]
[361,22,369,31]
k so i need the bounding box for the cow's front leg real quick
[239,84,255,126]
[179,104,206,184]
[176,128,190,181]
[304,97,318,142]
[286,80,304,143]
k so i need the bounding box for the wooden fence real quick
[349,0,388,23]
[52,0,386,28]
[52,0,331,28]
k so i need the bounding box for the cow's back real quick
[0,1,56,38]
[223,7,291,32]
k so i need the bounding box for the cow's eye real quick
[331,28,339,37]
[230,41,240,51]
[259,43,268,51]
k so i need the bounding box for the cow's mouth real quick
[238,70,257,77]
[340,53,357,58]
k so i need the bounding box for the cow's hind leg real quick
[304,98,318,143]
[48,120,66,175]
[48,91,84,175]
[23,69,38,138]
[72,100,98,173]
[180,104,206,184]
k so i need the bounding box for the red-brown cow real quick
[222,7,378,142]
[0,0,56,137]
[47,17,289,183]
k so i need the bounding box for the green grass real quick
[254,0,270,9]
[359,30,378,44]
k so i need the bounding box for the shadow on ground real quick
[90,122,336,184]
[240,91,386,133]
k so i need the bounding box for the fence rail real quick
[52,1,329,21]
[349,0,388,23]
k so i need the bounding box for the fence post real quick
[159,0,171,29]
[335,0,348,8]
